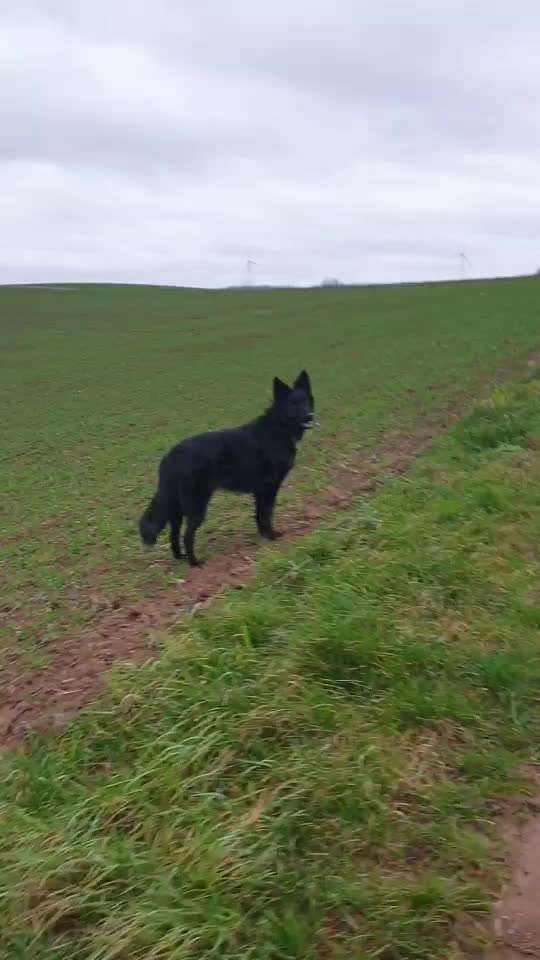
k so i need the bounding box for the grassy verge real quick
[2,372,540,958]
[2,276,540,663]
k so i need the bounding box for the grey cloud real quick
[1,1,539,286]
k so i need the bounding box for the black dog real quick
[139,370,315,566]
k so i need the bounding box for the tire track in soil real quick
[0,415,455,746]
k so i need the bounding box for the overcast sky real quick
[1,1,539,287]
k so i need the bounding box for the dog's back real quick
[164,418,292,495]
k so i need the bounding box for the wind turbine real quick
[457,251,470,280]
[246,259,257,286]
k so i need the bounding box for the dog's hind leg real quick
[184,509,207,567]
[169,508,184,560]
[183,488,211,567]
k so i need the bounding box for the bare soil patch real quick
[488,771,540,959]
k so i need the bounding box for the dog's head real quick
[272,370,315,435]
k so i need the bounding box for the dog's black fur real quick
[139,370,315,566]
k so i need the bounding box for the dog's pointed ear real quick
[273,376,291,404]
[294,369,313,401]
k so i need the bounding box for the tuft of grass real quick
[455,381,538,452]
[2,374,540,956]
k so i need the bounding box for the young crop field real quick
[2,277,539,679]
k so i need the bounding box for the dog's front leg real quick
[254,486,282,540]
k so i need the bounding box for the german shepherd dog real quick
[139,370,315,566]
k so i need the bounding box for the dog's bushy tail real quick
[139,491,170,546]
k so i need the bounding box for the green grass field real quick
[3,369,540,958]
[2,277,540,666]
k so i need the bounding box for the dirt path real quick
[488,772,540,959]
[0,410,458,748]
